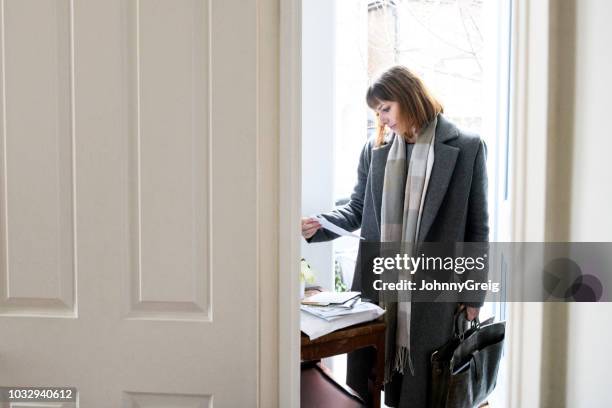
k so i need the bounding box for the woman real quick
[302,66,488,408]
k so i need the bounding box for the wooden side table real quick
[301,318,386,408]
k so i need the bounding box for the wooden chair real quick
[301,319,386,408]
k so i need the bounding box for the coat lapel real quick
[417,116,459,241]
[417,142,459,241]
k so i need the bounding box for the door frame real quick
[276,0,555,406]
[278,0,302,406]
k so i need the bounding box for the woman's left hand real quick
[458,304,481,321]
[465,306,480,321]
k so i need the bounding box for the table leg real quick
[368,335,385,408]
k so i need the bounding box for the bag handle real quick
[454,310,481,341]
[455,304,499,337]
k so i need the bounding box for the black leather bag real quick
[429,313,506,408]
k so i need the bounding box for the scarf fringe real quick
[384,345,415,384]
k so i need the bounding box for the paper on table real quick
[300,302,385,340]
[301,291,361,306]
[314,215,364,239]
[301,299,364,321]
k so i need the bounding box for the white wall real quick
[567,303,612,407]
[331,0,369,289]
[566,1,612,406]
[569,0,612,241]
[301,0,336,289]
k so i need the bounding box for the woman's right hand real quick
[301,217,322,239]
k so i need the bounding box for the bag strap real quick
[454,311,482,341]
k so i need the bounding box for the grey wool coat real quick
[307,114,489,408]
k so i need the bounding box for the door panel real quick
[0,1,259,406]
[1,0,75,317]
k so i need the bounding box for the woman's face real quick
[375,100,405,135]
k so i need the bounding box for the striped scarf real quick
[381,116,437,380]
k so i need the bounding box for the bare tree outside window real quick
[368,0,486,132]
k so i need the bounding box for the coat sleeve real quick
[306,140,371,243]
[463,139,490,308]
[465,139,489,242]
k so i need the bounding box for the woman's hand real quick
[465,306,480,321]
[301,217,321,239]
[458,304,481,321]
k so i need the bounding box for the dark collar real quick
[435,114,460,144]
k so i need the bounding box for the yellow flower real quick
[300,258,316,284]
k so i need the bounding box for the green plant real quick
[334,259,347,292]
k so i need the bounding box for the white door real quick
[0,0,262,406]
